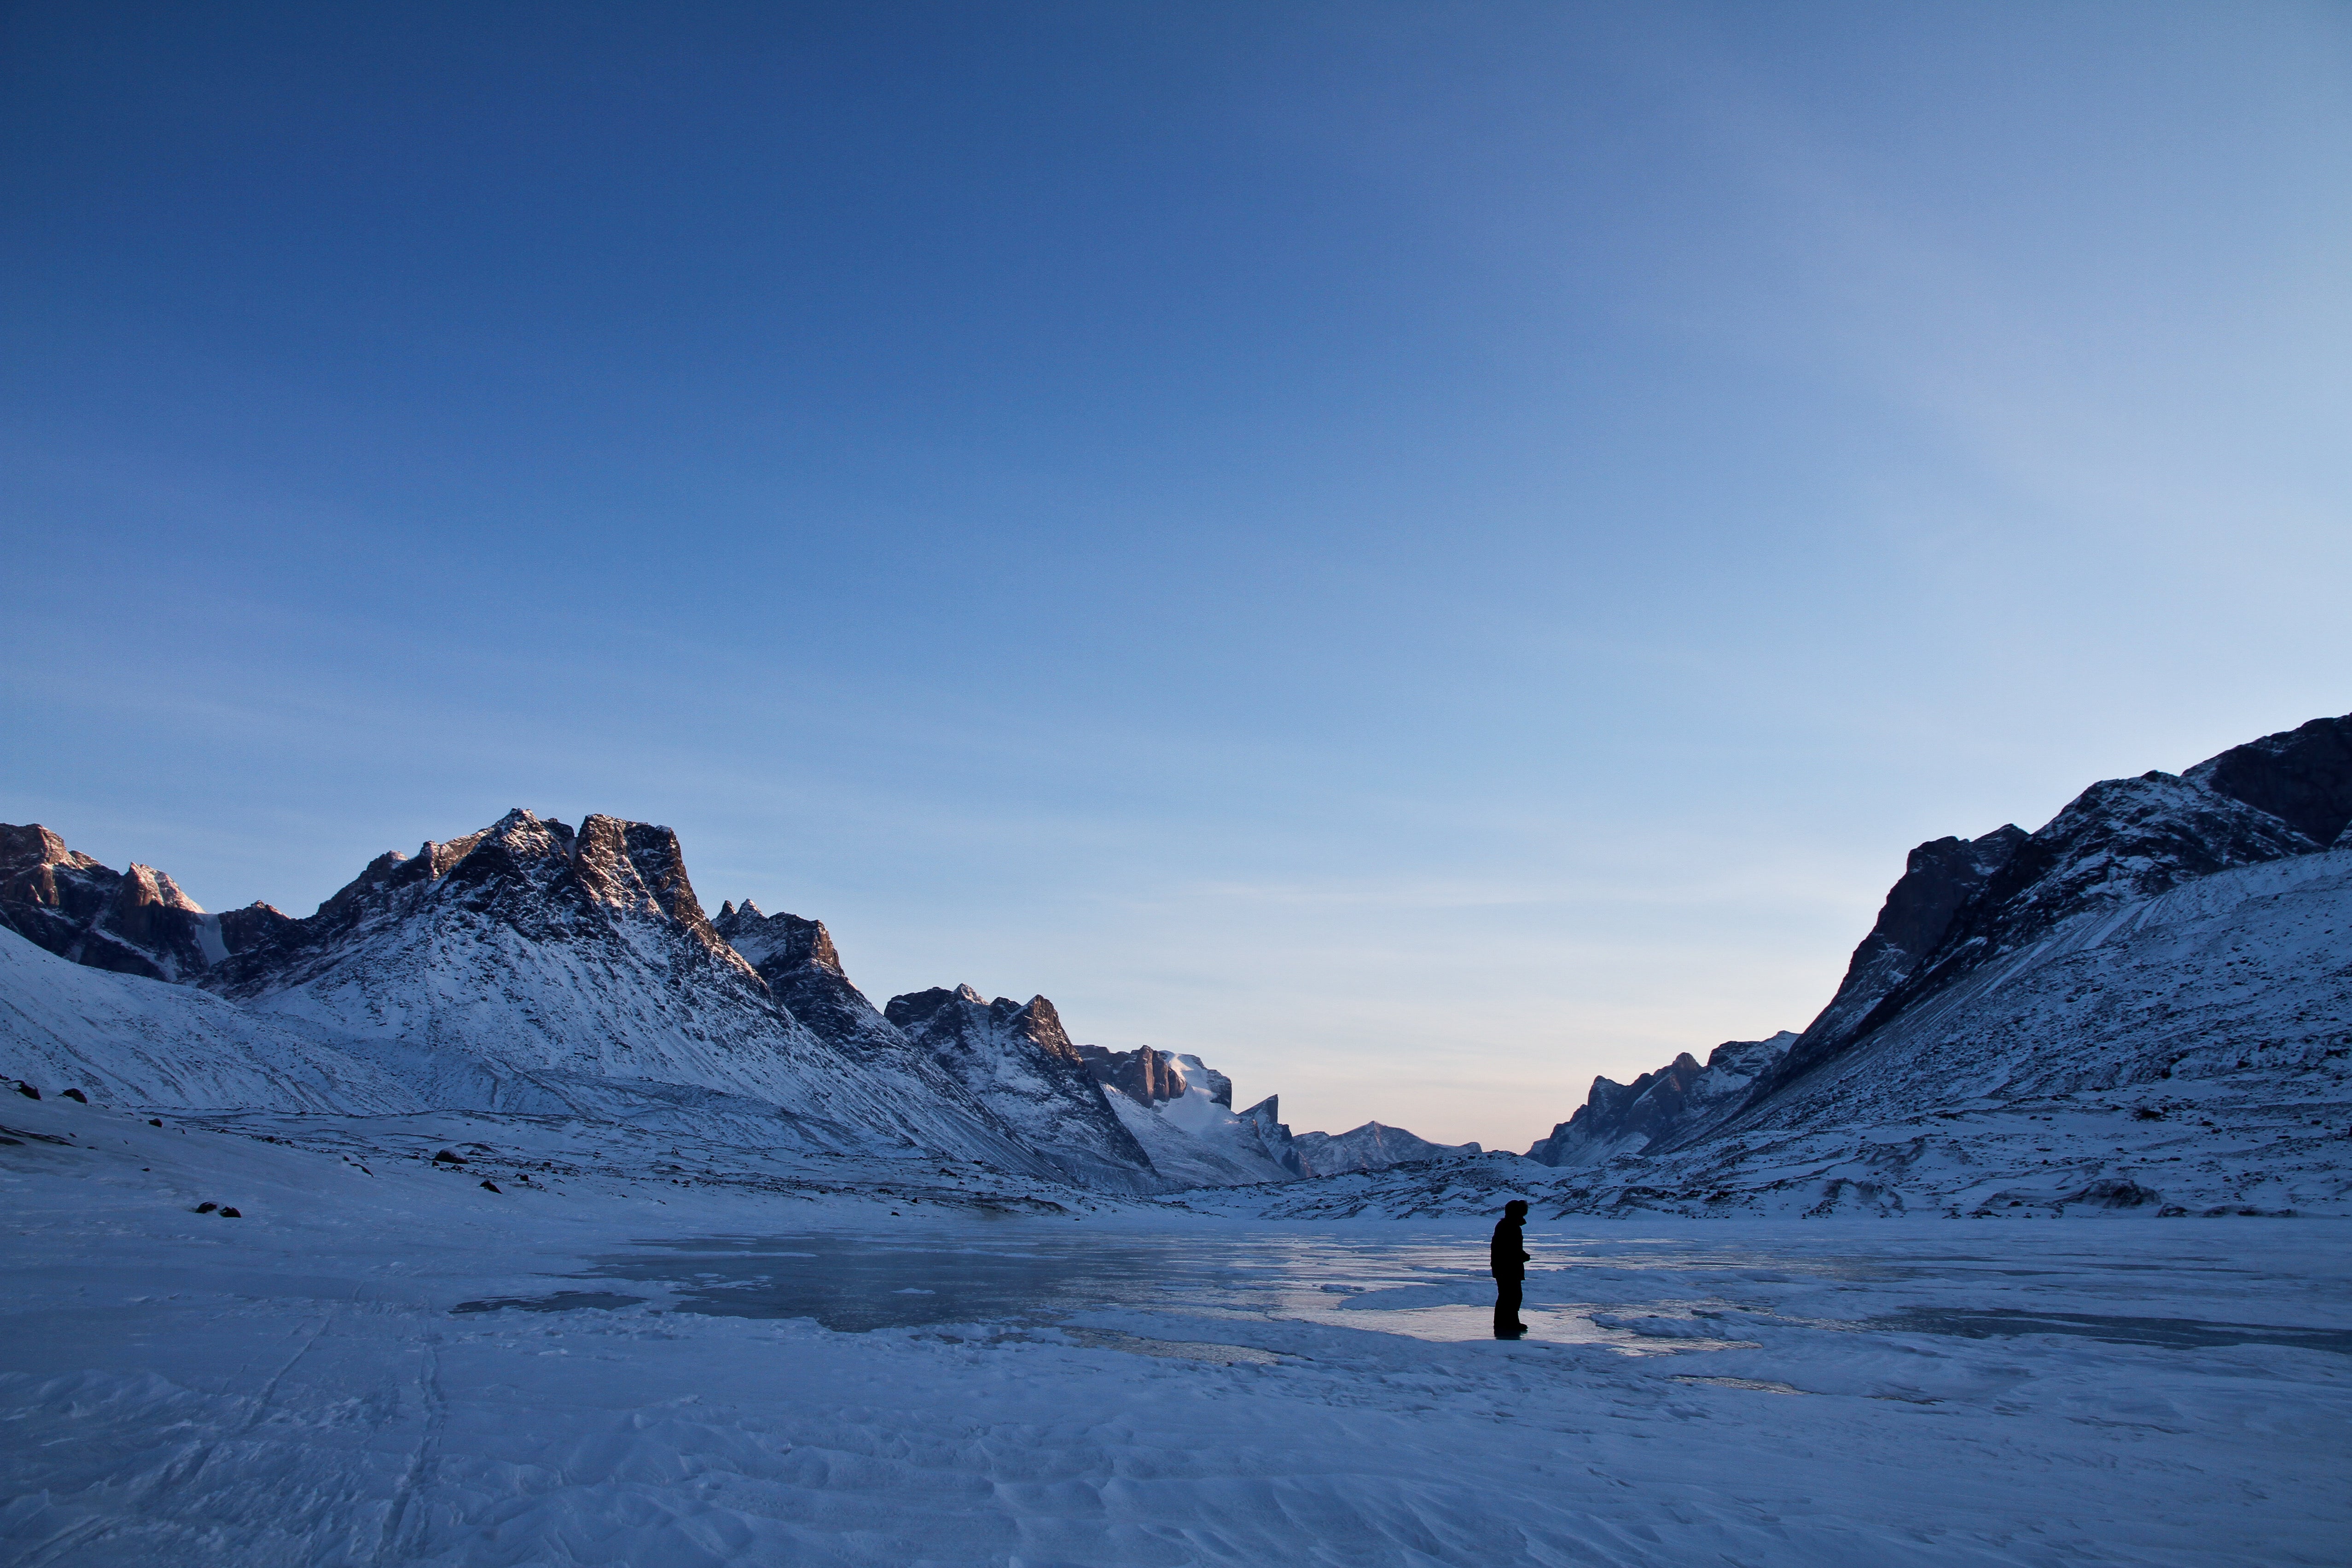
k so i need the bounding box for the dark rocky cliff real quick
[1076,1043,1187,1104]
[885,984,1156,1180]
[715,900,907,1056]
[1708,713,2352,1137]
[0,823,289,983]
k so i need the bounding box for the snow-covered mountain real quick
[1189,714,2350,1222]
[1059,1045,1300,1185]
[2,810,1074,1174]
[22,713,2332,1216]
[0,824,290,982]
[1291,714,2335,1218]
[0,807,1474,1192]
[1525,1033,1795,1168]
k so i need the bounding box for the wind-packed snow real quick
[3,1092,2345,1567]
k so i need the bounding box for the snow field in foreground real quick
[3,1096,2348,1567]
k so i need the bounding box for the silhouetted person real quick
[1491,1199,1530,1338]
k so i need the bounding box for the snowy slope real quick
[6,1090,2346,1568]
[885,985,1162,1190]
[0,928,424,1113]
[712,900,909,1058]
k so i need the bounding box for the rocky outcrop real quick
[0,824,290,983]
[2185,714,2352,848]
[1525,1033,1794,1167]
[885,984,1157,1185]
[1722,719,2348,1124]
[714,900,906,1056]
[1796,830,2027,1066]
[1076,1044,1187,1104]
[1237,1095,1305,1177]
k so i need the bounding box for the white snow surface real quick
[3,1092,2346,1567]
[1105,1085,1295,1188]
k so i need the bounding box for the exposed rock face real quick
[1238,1095,1305,1177]
[885,985,1157,1185]
[1289,1120,1479,1176]
[1075,1044,1187,1104]
[185,809,1054,1167]
[0,824,289,982]
[1797,831,2027,1066]
[2185,714,2352,848]
[714,900,905,1056]
[1524,1034,1794,1167]
[1725,721,2346,1123]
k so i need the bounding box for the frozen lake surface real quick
[456,1224,2352,1359]
[5,1101,2348,1567]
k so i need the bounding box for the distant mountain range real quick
[5,713,2345,1210]
[0,811,1469,1190]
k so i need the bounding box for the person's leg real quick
[1493,1278,1523,1337]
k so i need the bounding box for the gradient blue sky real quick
[5,3,2347,1149]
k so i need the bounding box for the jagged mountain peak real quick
[1004,994,1081,1062]
[0,823,290,984]
[1,823,102,879]
[712,901,841,974]
[2186,713,2352,848]
[1525,1032,1795,1167]
[121,864,203,914]
[884,982,1155,1183]
[246,808,756,990]
[714,902,903,1059]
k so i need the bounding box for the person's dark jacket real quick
[1489,1217,1528,1281]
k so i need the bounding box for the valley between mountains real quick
[5,715,2349,1568]
[5,714,2346,1220]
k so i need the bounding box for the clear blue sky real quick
[5,3,2346,1149]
